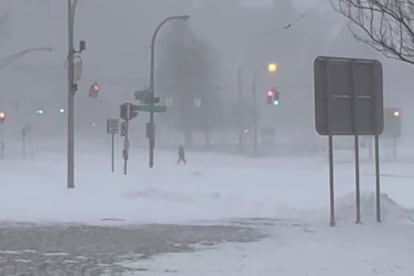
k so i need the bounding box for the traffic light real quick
[267,90,275,104]
[272,90,279,106]
[36,109,45,115]
[266,89,279,106]
[130,104,138,119]
[120,103,139,120]
[89,81,100,98]
[0,111,6,123]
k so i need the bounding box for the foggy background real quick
[0,0,413,155]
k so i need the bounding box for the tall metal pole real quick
[0,123,4,160]
[67,0,75,188]
[237,67,243,154]
[22,128,26,159]
[111,133,115,172]
[252,71,259,158]
[148,15,190,168]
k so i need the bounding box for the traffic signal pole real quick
[67,0,84,188]
[67,0,75,189]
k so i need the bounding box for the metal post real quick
[368,136,373,161]
[124,155,128,175]
[375,135,381,222]
[148,15,190,168]
[328,135,336,227]
[354,135,361,224]
[0,123,4,159]
[252,71,259,158]
[252,84,258,157]
[123,136,129,175]
[393,137,397,160]
[349,61,361,224]
[67,0,75,189]
[22,128,26,159]
[238,67,243,154]
[149,27,155,168]
[111,133,115,172]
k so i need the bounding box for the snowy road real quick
[0,221,264,275]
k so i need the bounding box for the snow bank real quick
[334,192,414,224]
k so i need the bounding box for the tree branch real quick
[334,0,414,65]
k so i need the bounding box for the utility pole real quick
[67,0,75,189]
[67,0,85,189]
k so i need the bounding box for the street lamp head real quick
[181,15,191,21]
[268,63,278,73]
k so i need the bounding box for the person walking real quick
[177,145,186,165]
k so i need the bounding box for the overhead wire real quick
[284,0,327,29]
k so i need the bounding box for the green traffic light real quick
[273,100,279,106]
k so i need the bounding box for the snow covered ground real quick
[1,141,414,275]
[123,221,414,276]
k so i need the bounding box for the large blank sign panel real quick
[314,56,383,135]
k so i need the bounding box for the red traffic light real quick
[92,83,100,92]
[89,82,100,98]
[0,111,6,123]
[267,90,275,97]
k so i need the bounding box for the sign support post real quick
[328,135,336,227]
[107,118,120,173]
[375,135,381,222]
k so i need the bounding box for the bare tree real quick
[335,0,414,65]
[157,22,224,147]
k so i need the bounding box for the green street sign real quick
[137,105,167,113]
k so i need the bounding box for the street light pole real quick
[67,0,85,189]
[67,0,74,189]
[237,67,243,154]
[0,48,53,70]
[148,15,190,168]
[252,70,259,157]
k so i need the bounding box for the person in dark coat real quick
[177,145,186,165]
